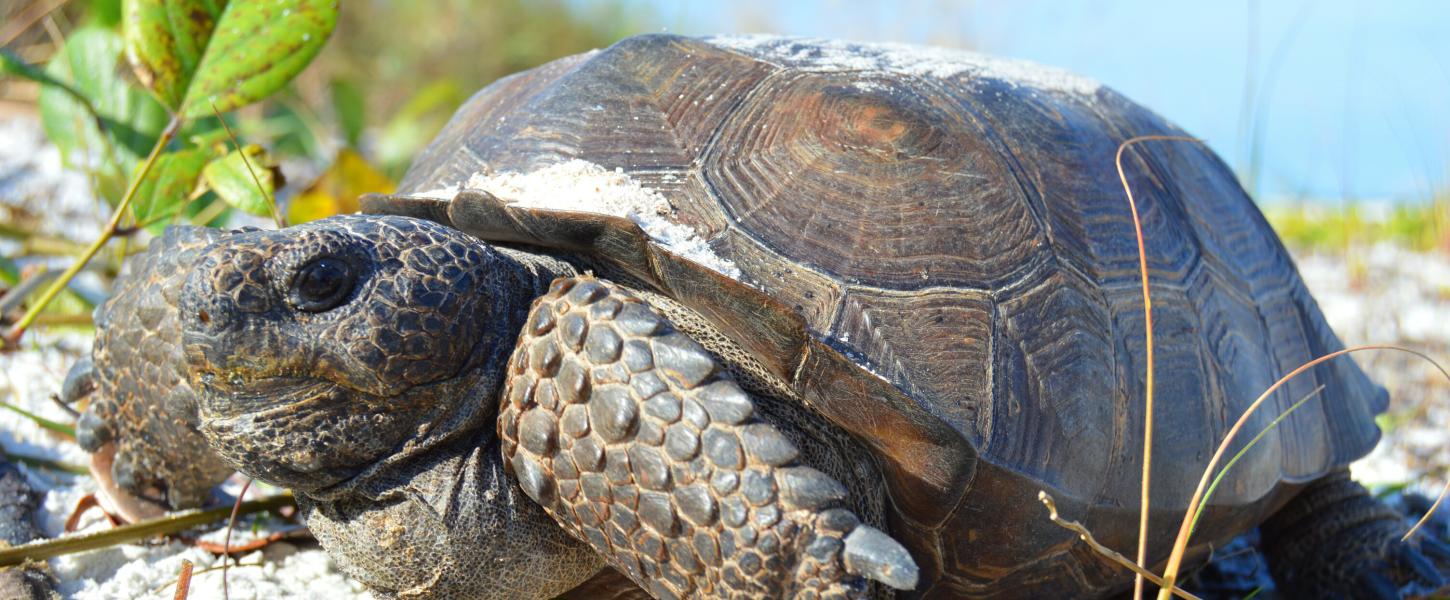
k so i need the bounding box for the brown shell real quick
[373,35,1386,597]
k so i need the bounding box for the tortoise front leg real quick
[499,277,919,599]
[1261,468,1449,598]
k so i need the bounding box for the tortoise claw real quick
[1420,535,1450,561]
[843,525,919,590]
[60,356,95,407]
[1397,542,1446,587]
[1355,569,1401,600]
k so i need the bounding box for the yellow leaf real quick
[287,149,394,223]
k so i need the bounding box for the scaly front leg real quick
[500,277,918,599]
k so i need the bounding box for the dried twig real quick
[0,0,69,47]
[174,559,193,600]
[1038,491,1202,600]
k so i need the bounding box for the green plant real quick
[1,0,341,346]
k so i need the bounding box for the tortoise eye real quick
[291,257,356,312]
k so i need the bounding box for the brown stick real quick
[0,493,294,566]
[173,559,194,600]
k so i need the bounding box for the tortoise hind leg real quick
[499,276,918,599]
[1260,468,1449,598]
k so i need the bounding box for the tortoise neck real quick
[493,245,582,300]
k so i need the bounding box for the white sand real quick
[0,332,372,599]
[421,159,742,278]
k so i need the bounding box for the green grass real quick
[1264,201,1448,252]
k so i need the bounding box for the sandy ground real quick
[1,113,1446,597]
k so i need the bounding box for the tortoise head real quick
[179,215,527,492]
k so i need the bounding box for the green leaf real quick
[330,77,365,148]
[122,0,228,110]
[202,144,276,217]
[132,147,208,228]
[179,0,338,119]
[0,257,18,287]
[88,0,125,28]
[0,401,76,439]
[1,49,51,84]
[38,27,169,204]
[376,79,464,173]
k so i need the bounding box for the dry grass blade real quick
[222,478,253,600]
[0,0,69,47]
[1114,134,1203,600]
[1038,491,1202,600]
[1156,344,1450,599]
[1403,476,1450,543]
[174,559,194,600]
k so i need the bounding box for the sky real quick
[599,0,1450,204]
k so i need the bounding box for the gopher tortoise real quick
[66,35,1448,599]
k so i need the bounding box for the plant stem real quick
[0,493,294,566]
[212,103,284,228]
[1,116,182,348]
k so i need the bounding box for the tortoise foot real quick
[1262,469,1448,599]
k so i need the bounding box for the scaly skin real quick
[1261,470,1449,599]
[67,226,235,510]
[500,277,917,599]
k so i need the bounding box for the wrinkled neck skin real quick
[297,245,605,599]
